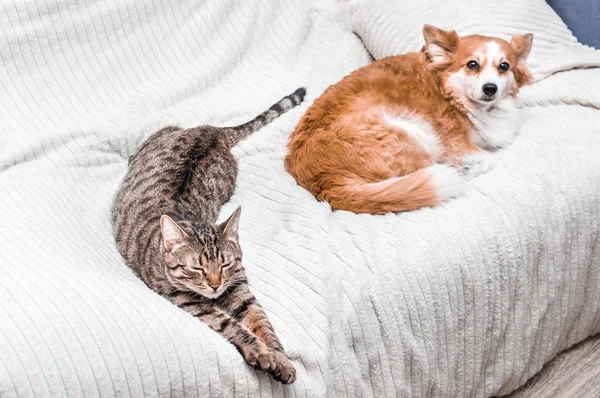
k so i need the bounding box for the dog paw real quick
[459,152,495,179]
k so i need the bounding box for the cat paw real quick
[459,151,495,179]
[271,351,296,384]
[243,342,276,372]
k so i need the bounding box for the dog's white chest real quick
[468,98,522,149]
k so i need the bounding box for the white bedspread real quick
[1,0,600,397]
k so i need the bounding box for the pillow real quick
[343,0,600,80]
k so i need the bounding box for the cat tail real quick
[225,87,306,148]
[318,164,466,214]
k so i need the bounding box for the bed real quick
[1,0,599,396]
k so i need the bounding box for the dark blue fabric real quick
[547,0,600,49]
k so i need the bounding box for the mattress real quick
[1,0,600,396]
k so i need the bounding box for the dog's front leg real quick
[441,136,495,179]
[458,151,495,178]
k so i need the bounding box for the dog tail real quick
[319,164,466,214]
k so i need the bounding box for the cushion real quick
[342,0,600,80]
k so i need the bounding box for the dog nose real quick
[482,83,498,96]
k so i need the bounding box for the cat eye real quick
[467,61,479,71]
[191,267,206,276]
[498,62,510,72]
[180,269,193,278]
[220,263,232,270]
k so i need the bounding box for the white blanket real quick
[1,0,600,397]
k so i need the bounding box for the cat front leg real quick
[227,290,296,384]
[170,294,278,375]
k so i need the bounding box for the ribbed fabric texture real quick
[1,0,600,397]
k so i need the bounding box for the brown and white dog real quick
[285,25,533,214]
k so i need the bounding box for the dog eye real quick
[498,62,510,72]
[467,61,479,70]
[466,61,479,71]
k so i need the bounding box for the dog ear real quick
[510,33,534,63]
[510,33,534,87]
[423,24,459,67]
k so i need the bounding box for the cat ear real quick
[510,33,534,63]
[423,24,459,66]
[217,206,241,243]
[160,215,188,252]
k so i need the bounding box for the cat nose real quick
[207,275,220,291]
[482,83,498,96]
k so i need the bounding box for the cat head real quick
[159,207,245,299]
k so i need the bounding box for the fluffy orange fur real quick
[285,25,533,214]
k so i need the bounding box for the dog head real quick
[422,24,533,106]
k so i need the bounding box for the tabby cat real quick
[112,88,306,384]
